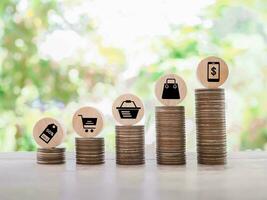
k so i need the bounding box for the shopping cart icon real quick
[78,115,98,133]
[116,100,141,119]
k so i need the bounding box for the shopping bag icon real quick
[162,78,180,99]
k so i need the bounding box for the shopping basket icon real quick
[78,115,97,133]
[116,100,141,119]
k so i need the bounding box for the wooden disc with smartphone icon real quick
[197,56,229,88]
[72,106,104,138]
[155,74,187,106]
[112,94,144,126]
[33,117,65,148]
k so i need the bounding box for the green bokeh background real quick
[0,0,266,151]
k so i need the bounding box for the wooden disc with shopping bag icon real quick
[72,106,104,138]
[33,117,65,148]
[155,74,187,106]
[197,56,229,89]
[112,94,145,126]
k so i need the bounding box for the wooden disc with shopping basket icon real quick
[112,94,145,126]
[155,74,187,106]
[72,106,104,138]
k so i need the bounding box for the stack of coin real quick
[195,88,227,165]
[75,137,105,165]
[156,106,186,165]
[37,147,65,164]
[115,125,145,165]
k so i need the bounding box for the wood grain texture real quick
[72,106,104,137]
[197,56,229,89]
[155,74,187,106]
[112,94,144,126]
[33,118,65,148]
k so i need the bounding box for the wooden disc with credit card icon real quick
[112,94,144,126]
[33,117,65,148]
[155,74,187,106]
[72,106,104,137]
[197,56,229,89]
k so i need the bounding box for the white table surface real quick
[0,152,267,200]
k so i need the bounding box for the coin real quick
[75,137,105,165]
[115,125,145,165]
[155,106,186,165]
[195,88,227,165]
[36,147,65,164]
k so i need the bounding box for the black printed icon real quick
[79,115,97,133]
[207,62,220,82]
[39,124,58,143]
[116,100,141,119]
[162,78,180,99]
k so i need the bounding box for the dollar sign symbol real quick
[211,66,217,76]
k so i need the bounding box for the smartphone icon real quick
[207,62,220,82]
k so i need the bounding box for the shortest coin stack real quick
[37,147,65,164]
[75,137,105,165]
[116,125,145,165]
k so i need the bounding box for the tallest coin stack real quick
[196,56,229,165]
[195,89,226,165]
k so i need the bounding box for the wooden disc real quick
[33,118,65,148]
[197,56,229,88]
[155,74,187,106]
[72,106,104,137]
[112,94,144,125]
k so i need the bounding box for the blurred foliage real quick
[0,0,266,151]
[136,0,267,150]
[0,0,122,151]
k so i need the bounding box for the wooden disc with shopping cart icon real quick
[72,106,104,138]
[112,94,145,126]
